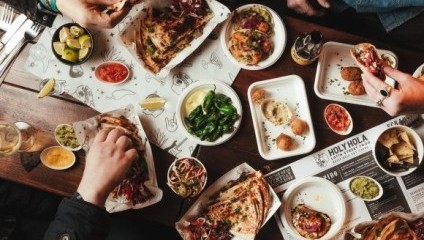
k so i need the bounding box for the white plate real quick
[176,81,242,146]
[220,4,286,70]
[314,41,398,107]
[412,62,424,79]
[119,0,230,78]
[247,75,316,160]
[280,177,347,240]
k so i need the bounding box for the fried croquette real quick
[276,133,295,151]
[251,89,266,104]
[348,80,366,95]
[290,118,308,135]
[340,66,362,81]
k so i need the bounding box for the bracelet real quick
[38,0,60,13]
[49,0,60,13]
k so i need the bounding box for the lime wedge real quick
[59,27,71,43]
[66,39,81,50]
[62,49,78,63]
[70,26,85,37]
[38,78,55,98]
[78,35,91,48]
[140,97,166,110]
[53,41,66,56]
[79,47,90,61]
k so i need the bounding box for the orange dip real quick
[44,147,74,168]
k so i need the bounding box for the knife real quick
[0,19,33,64]
[0,13,27,51]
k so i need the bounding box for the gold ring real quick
[379,86,392,97]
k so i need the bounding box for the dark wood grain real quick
[0,10,423,239]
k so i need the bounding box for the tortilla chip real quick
[392,142,415,156]
[378,129,399,148]
[399,131,416,150]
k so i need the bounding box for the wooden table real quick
[1,4,423,239]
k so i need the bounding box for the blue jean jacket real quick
[332,0,424,32]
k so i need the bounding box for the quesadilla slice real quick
[363,214,399,240]
[379,218,417,240]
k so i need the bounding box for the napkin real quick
[25,0,240,158]
[20,151,41,172]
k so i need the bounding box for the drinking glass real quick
[0,120,36,157]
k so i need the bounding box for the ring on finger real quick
[379,85,392,97]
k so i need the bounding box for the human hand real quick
[56,0,130,28]
[77,128,138,207]
[362,67,424,116]
[286,0,330,16]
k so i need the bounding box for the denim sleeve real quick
[339,0,424,12]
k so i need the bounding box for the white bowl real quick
[323,103,353,135]
[176,81,242,146]
[167,157,207,198]
[54,124,82,151]
[40,146,76,170]
[94,61,130,85]
[348,175,383,201]
[372,125,423,177]
[412,62,424,80]
[220,4,286,70]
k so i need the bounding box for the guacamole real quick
[350,176,380,200]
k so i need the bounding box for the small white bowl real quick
[54,124,82,151]
[94,61,130,85]
[323,103,353,135]
[412,62,424,80]
[167,157,207,198]
[220,4,286,70]
[348,175,383,201]
[40,146,76,170]
[372,125,423,177]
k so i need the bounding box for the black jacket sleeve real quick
[1,0,56,27]
[43,198,111,240]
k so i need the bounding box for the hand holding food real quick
[56,0,139,28]
[351,43,386,80]
[77,128,138,207]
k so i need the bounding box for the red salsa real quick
[96,62,129,83]
[324,104,351,132]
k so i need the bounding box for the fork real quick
[0,22,44,79]
[0,4,13,31]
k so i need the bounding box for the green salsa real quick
[350,176,380,200]
[55,124,80,149]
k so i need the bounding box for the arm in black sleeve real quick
[43,197,110,240]
[0,0,56,27]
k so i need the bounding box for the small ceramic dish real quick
[324,103,353,135]
[412,62,424,80]
[54,124,82,151]
[51,23,94,66]
[372,125,423,177]
[94,61,130,85]
[167,157,207,198]
[40,146,76,170]
[348,175,383,201]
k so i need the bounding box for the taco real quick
[291,204,332,239]
[350,43,386,80]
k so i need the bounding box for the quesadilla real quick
[181,170,272,239]
[135,1,213,73]
[291,204,332,239]
[363,214,399,240]
[379,218,417,240]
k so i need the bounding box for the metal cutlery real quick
[0,13,27,50]
[0,4,13,31]
[0,19,43,64]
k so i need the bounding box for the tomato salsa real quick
[96,62,129,83]
[324,104,351,132]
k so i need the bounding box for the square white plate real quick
[247,75,316,160]
[314,41,398,107]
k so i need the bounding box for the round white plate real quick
[280,177,346,240]
[220,4,286,70]
[176,81,242,146]
[412,62,424,79]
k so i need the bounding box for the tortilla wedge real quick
[379,218,418,240]
[363,214,399,240]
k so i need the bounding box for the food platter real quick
[119,0,230,78]
[280,177,347,240]
[176,80,242,146]
[247,75,316,160]
[314,41,398,107]
[220,4,286,70]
